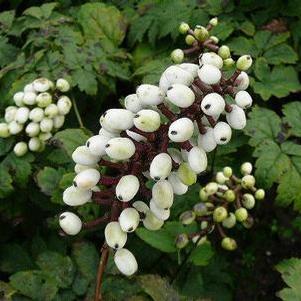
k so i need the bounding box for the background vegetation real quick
[0,0,301,300]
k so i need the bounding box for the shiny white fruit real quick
[56,78,70,92]
[33,78,51,92]
[150,199,170,221]
[74,163,97,174]
[63,186,92,206]
[187,146,207,174]
[25,122,40,137]
[143,210,164,230]
[124,94,143,113]
[213,122,232,144]
[133,109,160,132]
[125,130,147,142]
[0,123,10,138]
[100,109,134,131]
[29,108,44,122]
[119,208,140,232]
[13,142,28,157]
[116,175,140,202]
[5,107,18,123]
[152,180,174,209]
[168,172,188,195]
[8,121,23,135]
[197,127,217,152]
[241,162,253,175]
[150,153,172,181]
[23,92,37,105]
[15,107,30,124]
[59,212,82,235]
[24,83,35,93]
[98,127,119,138]
[136,84,165,106]
[73,168,100,190]
[168,118,194,142]
[28,137,42,151]
[53,115,65,129]
[105,221,127,249]
[226,105,246,130]
[235,90,252,109]
[199,52,223,69]
[105,137,135,161]
[234,71,249,91]
[179,63,199,78]
[166,84,195,108]
[36,92,52,108]
[57,96,72,115]
[86,135,110,156]
[198,64,221,85]
[114,248,138,276]
[40,118,53,132]
[72,145,100,165]
[201,93,225,116]
[39,132,52,141]
[45,104,59,118]
[13,92,24,106]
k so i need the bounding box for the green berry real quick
[235,207,248,222]
[13,142,28,157]
[177,162,197,186]
[223,58,235,68]
[241,175,255,189]
[221,237,237,251]
[194,25,208,41]
[0,123,10,138]
[179,22,190,34]
[242,216,254,229]
[223,166,232,178]
[205,182,218,195]
[236,55,252,71]
[185,34,196,45]
[242,193,255,209]
[199,187,209,201]
[218,45,230,59]
[209,36,219,44]
[255,189,265,200]
[241,162,253,175]
[179,210,196,225]
[192,235,207,246]
[193,202,208,216]
[171,49,184,63]
[176,233,189,249]
[216,171,228,184]
[224,189,236,202]
[209,17,218,27]
[222,213,236,229]
[213,206,228,223]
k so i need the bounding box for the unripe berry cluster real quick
[0,78,71,156]
[59,18,254,277]
[176,162,265,251]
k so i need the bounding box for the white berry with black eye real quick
[86,135,110,156]
[235,91,252,109]
[150,199,170,221]
[136,84,165,106]
[104,221,127,249]
[234,71,249,91]
[188,146,208,174]
[159,65,194,92]
[213,122,232,144]
[105,137,136,161]
[168,118,194,142]
[199,52,223,69]
[197,127,217,152]
[152,180,174,209]
[124,94,143,113]
[166,84,195,108]
[72,145,100,165]
[119,208,140,232]
[201,93,225,116]
[57,96,72,115]
[15,107,30,124]
[198,64,221,85]
[179,63,199,78]
[59,212,82,235]
[143,210,164,230]
[150,153,172,181]
[33,78,51,92]
[63,186,92,206]
[133,109,161,132]
[168,172,188,195]
[115,175,140,202]
[114,248,138,276]
[226,105,246,130]
[73,168,100,190]
[100,109,134,131]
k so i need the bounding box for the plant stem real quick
[71,96,84,128]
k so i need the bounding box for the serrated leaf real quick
[54,128,91,157]
[10,271,58,300]
[71,68,98,95]
[0,37,19,67]
[276,258,301,300]
[0,10,15,32]
[283,101,301,137]
[36,251,75,289]
[210,21,234,40]
[189,242,214,266]
[0,166,13,198]
[135,227,176,253]
[23,2,58,19]
[264,44,298,65]
[239,20,255,36]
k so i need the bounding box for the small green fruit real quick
[241,175,255,189]
[222,213,236,229]
[177,163,197,186]
[179,210,196,225]
[221,237,237,251]
[185,34,196,45]
[242,216,254,229]
[209,36,219,44]
[242,193,255,209]
[205,182,218,195]
[179,22,190,34]
[171,49,184,64]
[255,189,265,200]
[193,202,208,216]
[224,190,236,202]
[235,207,248,222]
[236,55,252,71]
[194,25,208,41]
[199,187,209,201]
[209,17,218,26]
[176,233,189,249]
[223,58,235,68]
[241,162,253,175]
[216,171,228,184]
[223,166,232,178]
[218,45,230,59]
[213,206,228,223]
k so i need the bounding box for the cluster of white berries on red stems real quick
[176,162,265,251]
[59,17,254,276]
[0,78,71,156]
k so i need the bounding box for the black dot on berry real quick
[103,112,107,117]
[114,244,119,249]
[171,130,177,135]
[128,227,133,232]
[59,215,65,220]
[118,195,123,200]
[86,141,90,147]
[134,114,139,118]
[73,181,77,187]
[204,104,211,110]
[220,137,227,142]
[105,144,110,148]
[154,176,160,181]
[167,86,173,91]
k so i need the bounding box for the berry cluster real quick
[176,162,265,251]
[0,78,71,156]
[59,18,253,277]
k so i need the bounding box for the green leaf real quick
[189,242,214,266]
[36,167,65,196]
[210,21,234,40]
[72,241,98,282]
[36,251,75,289]
[23,2,58,19]
[135,227,176,253]
[264,44,298,65]
[0,280,16,300]
[0,166,13,198]
[0,37,18,67]
[54,128,91,157]
[276,258,301,301]
[10,271,58,301]
[239,20,255,36]
[227,37,258,57]
[0,10,15,32]
[138,274,180,301]
[0,137,14,156]
[71,68,98,95]
[283,101,301,137]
